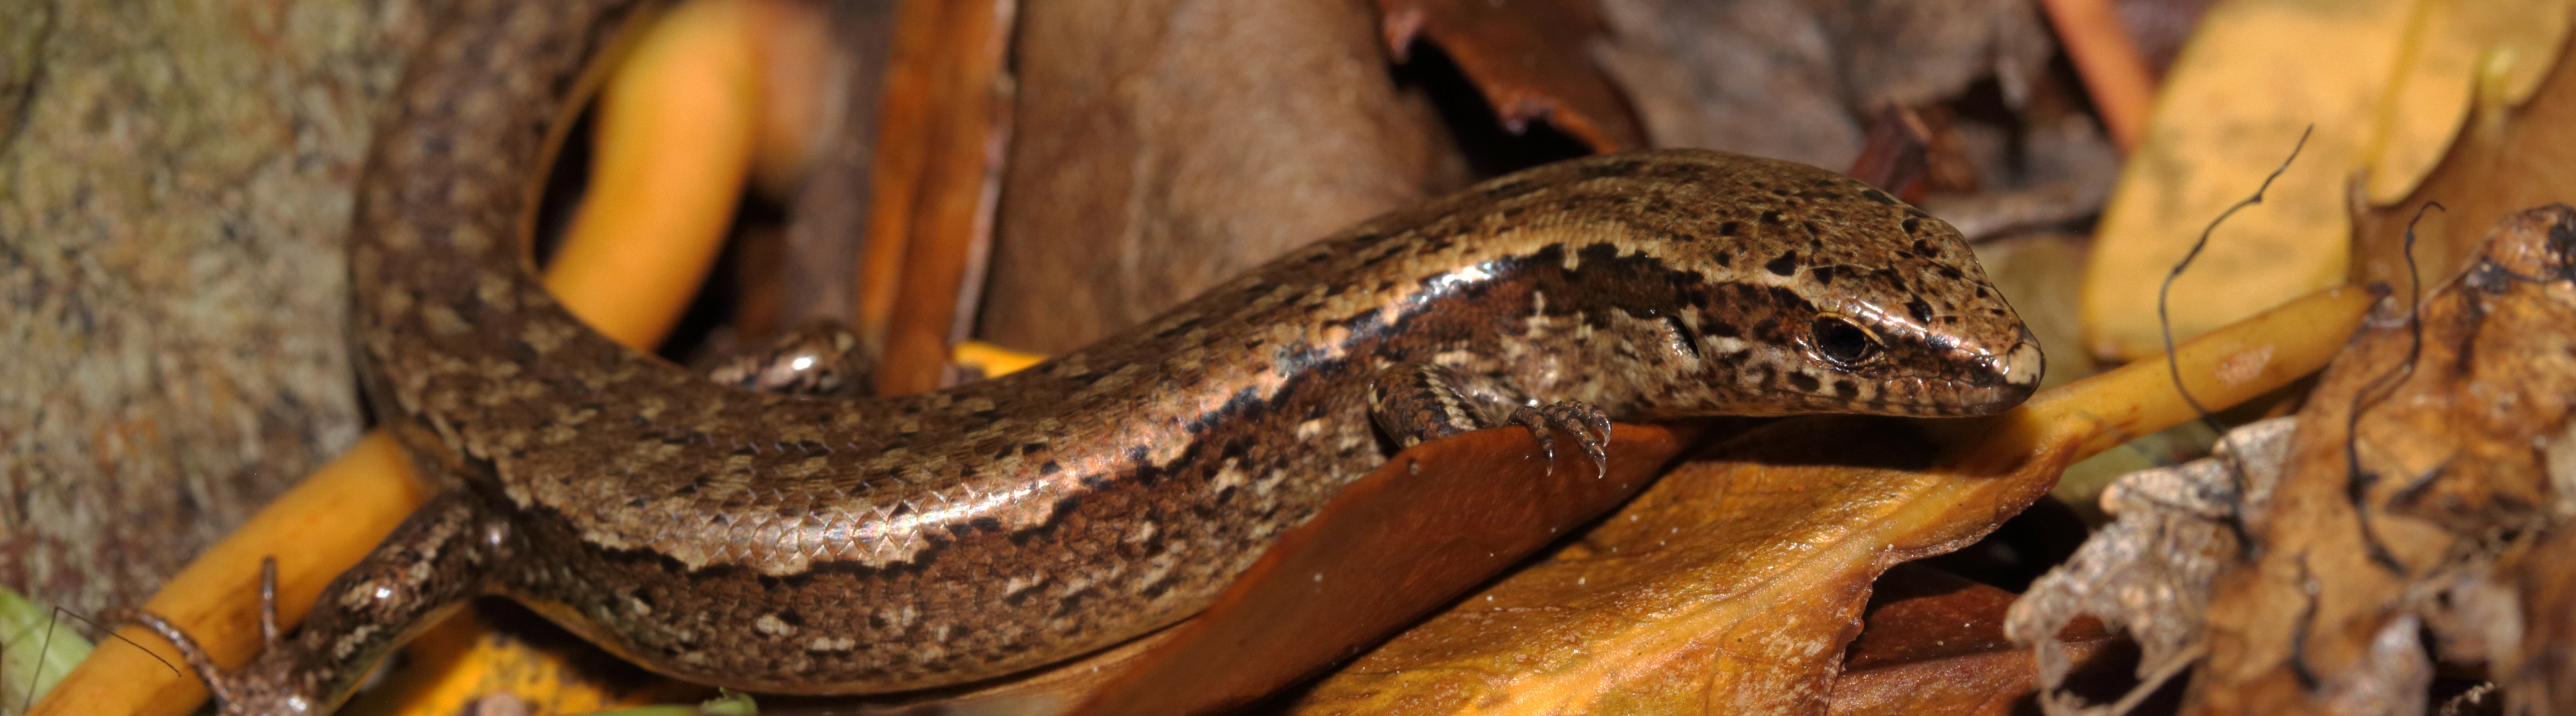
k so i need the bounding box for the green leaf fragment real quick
[0,586,93,715]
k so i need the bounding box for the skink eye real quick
[1807,316,1881,368]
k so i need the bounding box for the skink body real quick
[139,0,2042,711]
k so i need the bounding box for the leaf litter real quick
[2012,205,2576,716]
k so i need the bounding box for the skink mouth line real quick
[1765,375,2036,416]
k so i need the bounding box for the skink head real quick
[1545,150,2043,418]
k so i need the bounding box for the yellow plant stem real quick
[1955,285,2378,471]
[545,0,760,350]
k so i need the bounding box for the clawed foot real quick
[103,557,308,716]
[1507,401,1612,478]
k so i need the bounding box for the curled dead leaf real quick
[1374,0,1642,152]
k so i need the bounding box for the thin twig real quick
[2159,125,2312,433]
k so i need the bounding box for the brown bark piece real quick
[859,0,1015,394]
[0,0,427,614]
[976,0,1468,354]
[1374,0,1644,152]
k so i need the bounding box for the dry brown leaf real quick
[976,0,1467,355]
[1595,0,2051,171]
[2184,206,2576,715]
[2079,0,2573,361]
[1284,286,2372,716]
[1374,0,1642,152]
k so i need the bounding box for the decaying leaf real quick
[2021,206,2576,716]
[1278,287,2370,716]
[2080,0,2573,360]
[2007,417,2298,715]
[1374,0,1642,152]
[2507,527,2576,711]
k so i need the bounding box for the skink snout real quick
[1957,327,2043,414]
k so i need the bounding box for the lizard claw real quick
[1507,401,1613,478]
[101,557,290,715]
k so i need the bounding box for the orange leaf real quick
[1070,423,1703,715]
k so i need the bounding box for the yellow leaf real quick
[2079,0,2571,361]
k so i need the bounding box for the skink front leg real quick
[1366,363,1612,476]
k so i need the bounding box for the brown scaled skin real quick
[123,0,2040,712]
